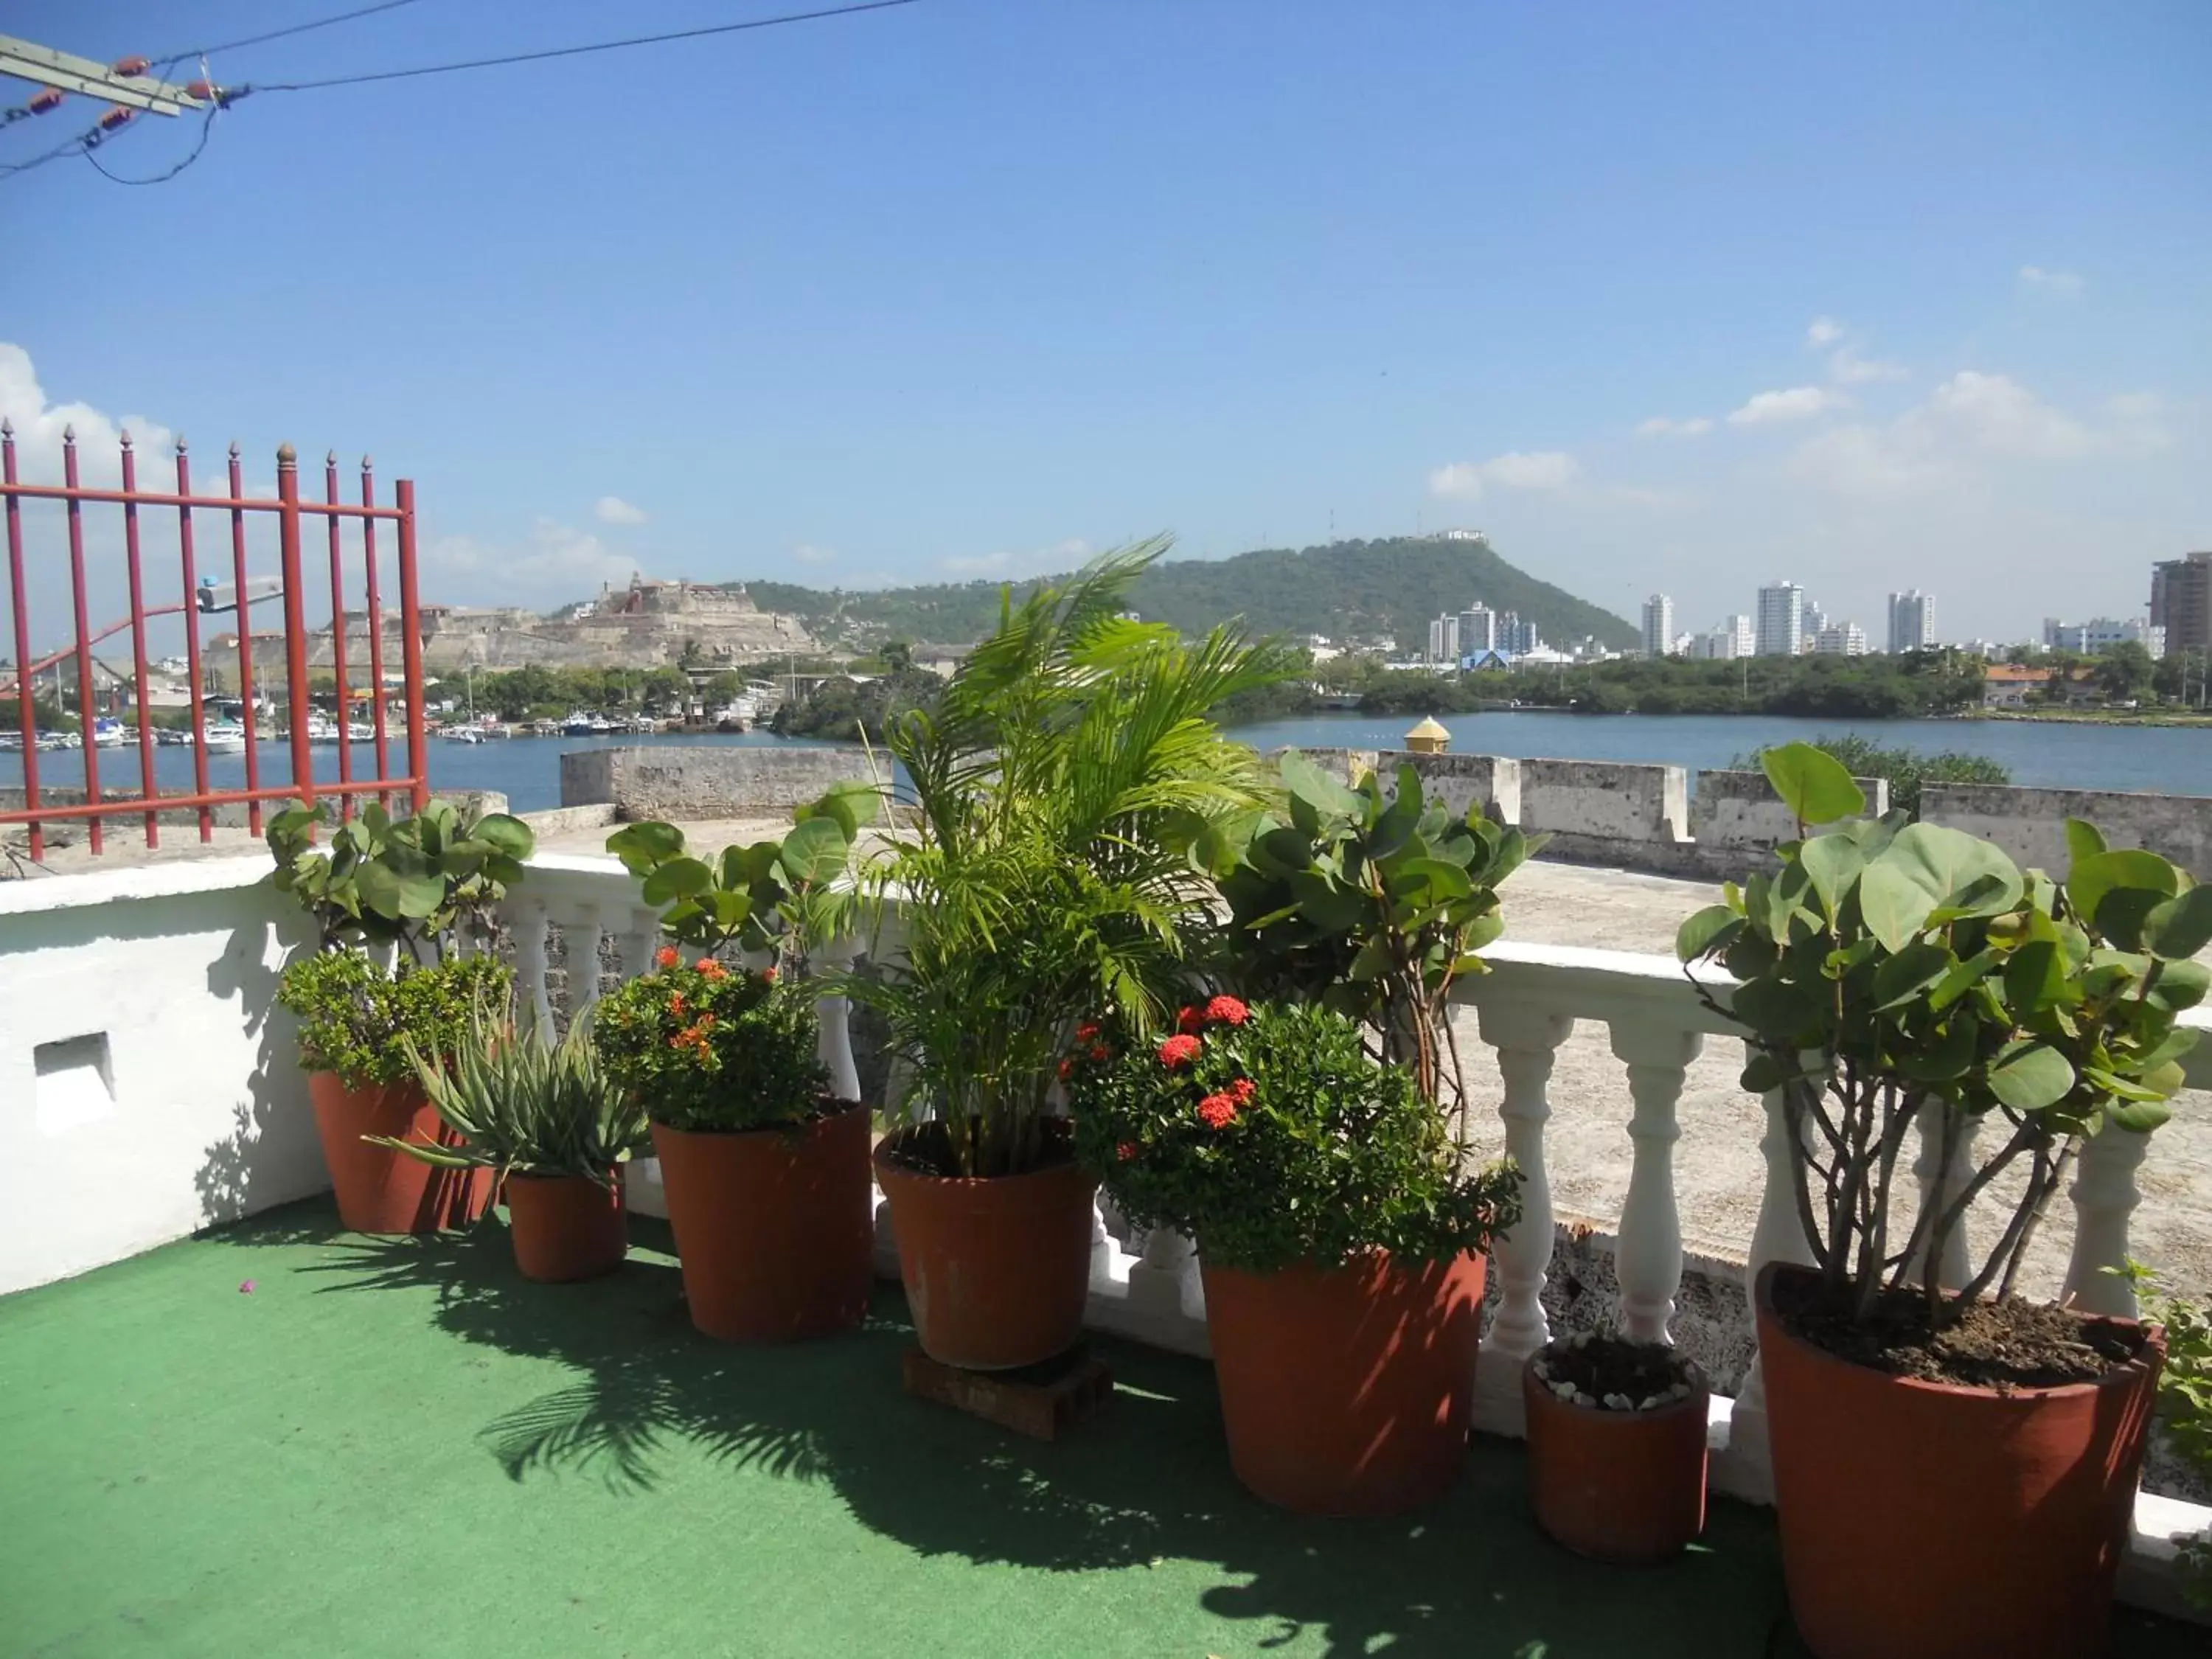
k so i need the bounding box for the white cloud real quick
[593,495,648,525]
[1727,386,1845,425]
[1636,416,1713,438]
[942,536,1091,577]
[2019,265,2084,296]
[1786,370,2155,498]
[1428,450,1579,499]
[1806,316,1845,347]
[1828,347,1909,385]
[0,341,176,488]
[424,518,638,603]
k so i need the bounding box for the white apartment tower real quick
[1888,590,1937,654]
[1756,582,1806,657]
[1459,605,1498,653]
[1641,594,1675,658]
[1427,613,1461,664]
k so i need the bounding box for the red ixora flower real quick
[1230,1077,1256,1103]
[1057,1057,1074,1082]
[1205,995,1249,1026]
[1176,1005,1205,1034]
[1158,1034,1203,1069]
[1076,1021,1101,1042]
[1197,1093,1238,1130]
[761,966,778,984]
[1088,1043,1110,1062]
[1116,1141,1140,1162]
[655,945,681,970]
[695,958,727,981]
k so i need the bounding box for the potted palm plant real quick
[1069,1000,1519,1513]
[268,796,535,1234]
[599,785,877,1341]
[1677,742,2204,1659]
[374,1004,648,1281]
[1162,754,1526,1512]
[852,543,1285,1371]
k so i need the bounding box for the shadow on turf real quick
[206,1198,1812,1658]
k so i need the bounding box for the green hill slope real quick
[739,537,1635,653]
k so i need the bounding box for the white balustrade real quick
[812,935,863,1102]
[1609,1019,1702,1346]
[2064,1127,2152,1318]
[511,894,552,1031]
[1469,998,1575,1433]
[1909,1099,1980,1290]
[569,905,606,1015]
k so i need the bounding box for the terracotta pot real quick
[653,1105,874,1342]
[1520,1349,1708,1562]
[872,1130,1099,1371]
[1200,1250,1485,1516]
[307,1071,494,1234]
[1756,1262,2165,1659]
[506,1172,629,1283]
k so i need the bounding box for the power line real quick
[83,97,220,184]
[248,0,919,92]
[150,0,433,63]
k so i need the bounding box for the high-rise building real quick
[1887,590,1937,654]
[1815,621,1868,656]
[1497,611,1541,655]
[2150,552,2212,655]
[2043,616,2167,660]
[1756,582,1805,657]
[1641,594,1675,658]
[1801,599,1831,645]
[1459,605,1498,654]
[1427,613,1461,664]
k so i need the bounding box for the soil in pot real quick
[309,1071,494,1234]
[1757,1262,2163,1659]
[1521,1334,1708,1564]
[654,1103,874,1343]
[874,1119,1099,1372]
[1201,1250,1484,1517]
[506,1172,628,1283]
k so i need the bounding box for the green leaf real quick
[2001,939,2066,1018]
[1677,905,1743,963]
[1393,857,1473,902]
[2104,1099,2173,1134]
[2067,849,2178,936]
[2142,885,2212,962]
[1885,822,2025,913]
[778,816,851,887]
[1857,859,1938,954]
[2146,959,2211,1014]
[1731,975,1819,1044]
[1987,1039,2076,1112]
[471,813,535,860]
[1279,748,1361,822]
[2064,818,2107,870]
[1872,938,1953,1009]
[1899,1015,1978,1082]
[1760,741,1865,827]
[607,820,686,874]
[1798,834,1864,922]
[1739,1051,1789,1093]
[640,858,714,906]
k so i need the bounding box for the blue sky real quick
[2,0,2206,647]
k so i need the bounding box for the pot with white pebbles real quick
[1521,1332,1710,1563]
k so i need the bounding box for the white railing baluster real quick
[1722,1054,1820,1501]
[625,905,659,982]
[512,895,552,1032]
[1609,1019,1702,1346]
[571,903,605,1015]
[1471,999,1575,1433]
[813,935,862,1102]
[1909,1099,1980,1289]
[2062,1127,2149,1317]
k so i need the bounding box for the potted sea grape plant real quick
[268,796,535,1233]
[1111,753,1527,1513]
[598,787,874,1341]
[1677,742,2205,1659]
[853,545,1283,1371]
[376,1003,649,1281]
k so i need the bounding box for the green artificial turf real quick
[0,1200,2198,1658]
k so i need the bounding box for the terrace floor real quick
[1,1205,2198,1659]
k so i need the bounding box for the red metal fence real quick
[1,424,427,860]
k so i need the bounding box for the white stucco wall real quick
[0,858,327,1295]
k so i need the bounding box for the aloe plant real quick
[1677,741,2205,1325]
[1206,752,1534,1112]
[374,1003,648,1186]
[268,796,535,959]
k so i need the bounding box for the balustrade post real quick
[511,897,552,1032]
[1610,1020,1702,1346]
[1908,1099,1980,1290]
[1471,1000,1576,1433]
[570,904,606,1016]
[1722,1048,1821,1502]
[812,936,862,1102]
[625,906,661,981]
[2062,1127,2149,1318]
[1126,1225,1199,1323]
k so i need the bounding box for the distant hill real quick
[737,536,1638,654]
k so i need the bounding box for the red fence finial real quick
[276,442,297,467]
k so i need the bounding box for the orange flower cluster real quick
[655,945,680,970]
[696,958,728,981]
[667,1009,718,1059]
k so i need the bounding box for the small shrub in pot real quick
[1677,742,2204,1658]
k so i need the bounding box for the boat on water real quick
[156,727,192,747]
[90,717,127,748]
[443,726,486,745]
[201,723,247,754]
[561,711,614,736]
[714,698,756,733]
